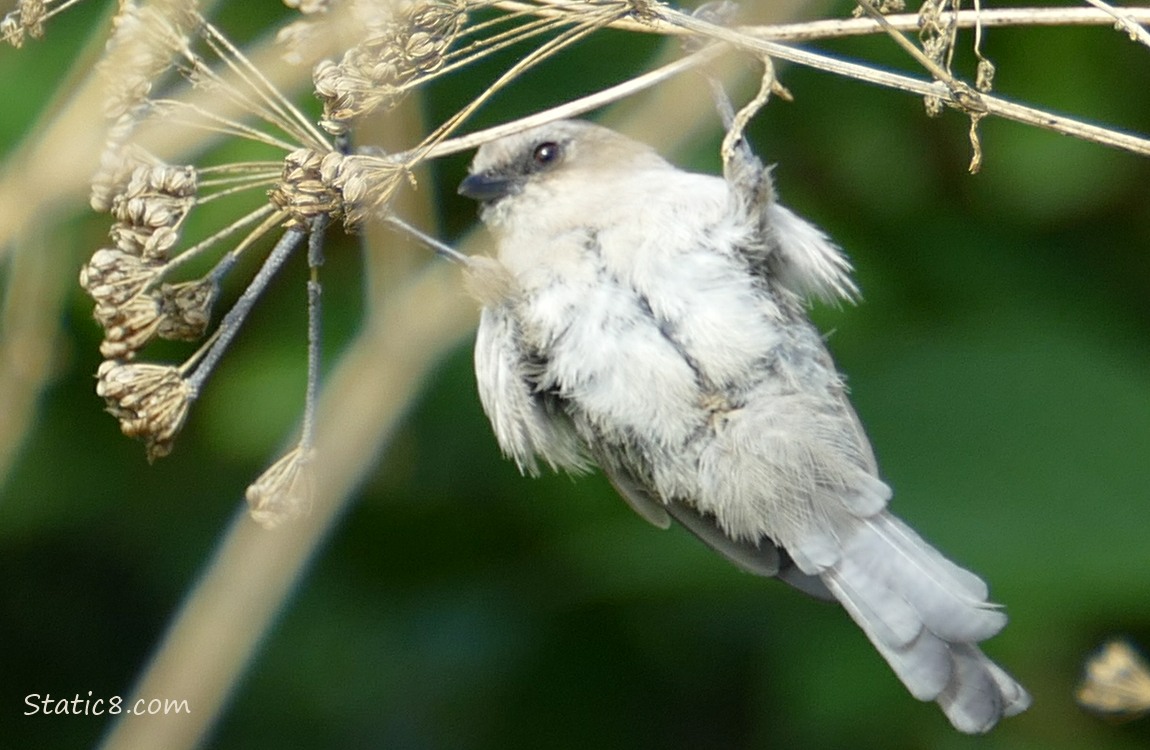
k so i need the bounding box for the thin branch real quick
[655,5,1150,158]
[407,6,627,164]
[386,216,471,265]
[407,43,724,160]
[197,19,332,151]
[185,225,302,392]
[301,214,328,451]
[492,3,1150,40]
[1083,0,1150,48]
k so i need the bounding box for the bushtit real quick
[458,119,1029,733]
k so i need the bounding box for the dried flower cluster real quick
[916,0,995,115]
[69,0,542,524]
[82,164,219,356]
[1,0,48,47]
[246,445,316,527]
[96,361,195,461]
[1078,640,1150,720]
[77,2,330,517]
[269,148,348,227]
[313,0,470,134]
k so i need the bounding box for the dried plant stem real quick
[185,225,302,392]
[744,6,1150,40]
[854,0,966,89]
[163,204,279,274]
[659,6,1150,157]
[197,20,331,150]
[1083,0,1150,48]
[386,216,471,265]
[496,2,1150,39]
[410,8,625,164]
[300,215,328,450]
[469,4,1150,160]
[413,42,724,160]
[0,227,69,483]
[419,11,590,90]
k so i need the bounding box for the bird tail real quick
[819,512,1031,733]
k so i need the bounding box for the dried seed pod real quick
[157,278,218,341]
[96,361,195,461]
[99,295,166,359]
[246,446,316,528]
[270,148,347,227]
[1078,640,1150,719]
[314,0,469,134]
[80,248,163,310]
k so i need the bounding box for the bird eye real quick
[532,141,561,167]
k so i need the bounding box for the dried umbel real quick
[1,0,45,48]
[96,361,196,461]
[326,153,409,227]
[92,277,218,358]
[1078,640,1150,720]
[246,446,316,528]
[269,148,347,227]
[98,0,200,117]
[80,248,163,313]
[314,0,470,134]
[83,158,211,358]
[98,293,167,359]
[157,279,218,341]
[107,163,198,261]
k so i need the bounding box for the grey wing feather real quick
[667,496,835,600]
[602,459,835,599]
[599,460,671,529]
[474,306,588,475]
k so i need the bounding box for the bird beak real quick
[458,172,520,202]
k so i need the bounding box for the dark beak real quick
[458,172,519,202]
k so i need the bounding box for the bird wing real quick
[473,304,588,475]
[600,456,835,599]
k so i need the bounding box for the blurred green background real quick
[3,1,1150,748]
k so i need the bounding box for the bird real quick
[456,118,1030,733]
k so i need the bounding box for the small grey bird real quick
[458,119,1030,732]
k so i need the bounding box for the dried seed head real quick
[246,446,316,528]
[112,223,181,260]
[91,120,150,213]
[269,148,347,227]
[2,0,45,48]
[99,1,200,118]
[105,163,197,260]
[80,248,163,311]
[98,294,166,359]
[331,154,409,227]
[97,360,195,461]
[134,163,199,197]
[91,274,217,357]
[1078,640,1150,719]
[157,278,218,341]
[314,0,469,134]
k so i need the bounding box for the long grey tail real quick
[819,512,1031,733]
